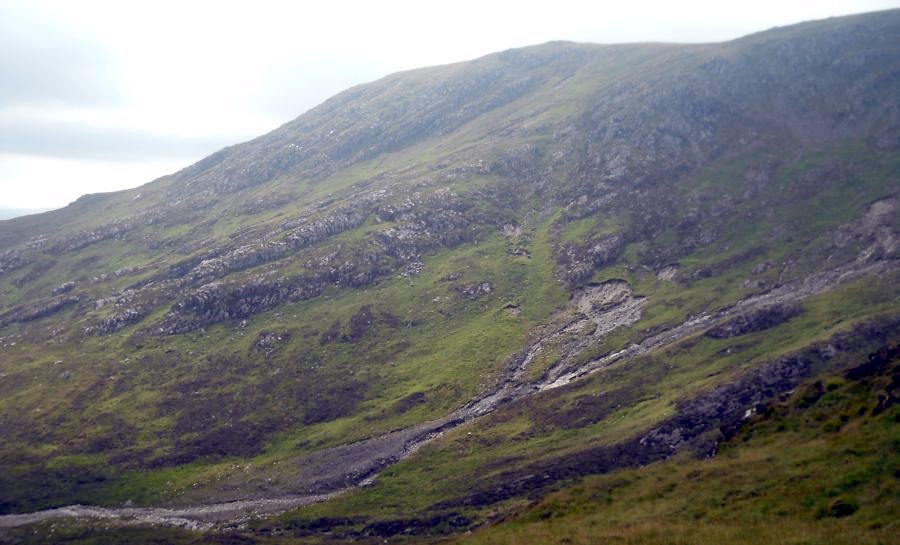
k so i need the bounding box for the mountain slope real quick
[4,344,898,544]
[0,9,898,542]
[448,347,900,545]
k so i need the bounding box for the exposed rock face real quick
[163,276,322,334]
[253,329,292,357]
[284,207,370,250]
[454,282,494,300]
[48,222,135,254]
[556,233,625,286]
[51,282,76,295]
[494,280,647,389]
[0,249,30,275]
[181,242,289,284]
[656,265,679,281]
[574,281,632,314]
[439,316,900,509]
[0,295,80,328]
[64,184,508,336]
[83,307,148,335]
[566,280,648,340]
[705,304,803,339]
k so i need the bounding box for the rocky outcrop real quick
[656,264,680,281]
[705,304,803,339]
[47,222,135,254]
[440,315,900,509]
[179,242,289,284]
[454,282,494,300]
[0,249,30,275]
[135,186,508,334]
[161,276,320,334]
[556,233,625,286]
[253,329,292,357]
[52,281,76,295]
[0,295,80,328]
[645,318,900,457]
[83,307,148,335]
[284,207,371,250]
[83,183,509,336]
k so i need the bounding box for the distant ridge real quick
[0,207,53,221]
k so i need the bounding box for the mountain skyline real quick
[1,0,898,211]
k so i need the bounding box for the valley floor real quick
[2,343,897,544]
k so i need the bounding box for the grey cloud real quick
[0,208,52,220]
[0,5,121,108]
[254,56,387,119]
[0,113,247,161]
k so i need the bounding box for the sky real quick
[1,0,898,211]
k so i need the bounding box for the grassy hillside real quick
[4,344,896,544]
[0,9,898,544]
[453,348,900,545]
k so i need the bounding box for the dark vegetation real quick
[3,343,896,544]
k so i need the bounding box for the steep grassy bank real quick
[453,348,900,545]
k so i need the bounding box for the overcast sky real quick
[1,0,897,211]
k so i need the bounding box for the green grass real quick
[454,355,900,545]
[5,350,898,545]
[0,16,898,532]
[0,213,568,512]
[259,273,899,533]
[2,134,896,514]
